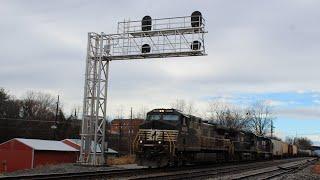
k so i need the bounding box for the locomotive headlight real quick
[158,141,162,144]
[139,140,143,144]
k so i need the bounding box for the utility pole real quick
[270,119,274,138]
[52,95,59,140]
[55,95,59,122]
[74,108,77,119]
[129,107,133,155]
[118,121,122,153]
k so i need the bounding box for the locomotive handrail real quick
[165,131,176,156]
[132,132,140,154]
[133,129,179,155]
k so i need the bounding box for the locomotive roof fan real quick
[142,44,151,53]
[191,11,202,27]
[142,15,152,31]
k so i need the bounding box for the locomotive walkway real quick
[0,157,316,179]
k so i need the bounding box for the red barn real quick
[0,138,78,173]
[62,139,118,157]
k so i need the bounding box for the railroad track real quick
[129,157,315,180]
[229,158,317,180]
[0,157,314,180]
[0,162,229,180]
[0,168,154,180]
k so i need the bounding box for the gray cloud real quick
[1,0,320,117]
[275,106,320,120]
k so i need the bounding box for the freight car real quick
[288,144,298,157]
[282,141,289,157]
[271,139,283,158]
[256,136,272,159]
[133,108,304,167]
[298,149,312,157]
[270,139,293,158]
[314,150,320,157]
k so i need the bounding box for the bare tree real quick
[133,106,148,119]
[185,101,197,115]
[0,88,22,118]
[207,100,250,130]
[285,137,294,144]
[248,101,274,136]
[21,91,57,121]
[171,99,196,115]
[4,99,21,118]
[115,105,125,119]
[0,88,9,118]
[207,100,229,122]
[171,99,186,112]
[294,137,313,149]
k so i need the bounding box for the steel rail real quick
[0,168,151,180]
[259,158,317,180]
[231,158,317,180]
[0,158,314,180]
[129,158,315,180]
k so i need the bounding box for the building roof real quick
[15,138,78,152]
[63,139,118,154]
[111,118,145,124]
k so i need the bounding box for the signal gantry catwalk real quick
[79,11,207,165]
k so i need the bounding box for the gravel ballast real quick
[0,163,121,177]
[276,160,320,180]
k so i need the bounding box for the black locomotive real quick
[133,108,297,167]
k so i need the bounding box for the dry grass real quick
[107,155,135,165]
[312,161,320,174]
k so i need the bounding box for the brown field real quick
[107,155,135,165]
[312,161,320,174]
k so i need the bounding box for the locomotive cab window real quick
[148,114,161,120]
[163,115,179,121]
[147,114,179,121]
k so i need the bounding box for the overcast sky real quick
[1,0,320,143]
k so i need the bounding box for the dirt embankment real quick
[107,155,135,165]
[312,160,320,175]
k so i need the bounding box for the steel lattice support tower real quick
[79,12,207,165]
[80,33,109,165]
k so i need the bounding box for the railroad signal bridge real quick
[79,11,207,165]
